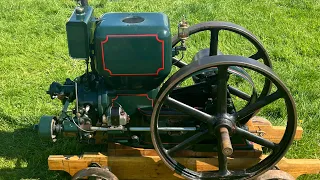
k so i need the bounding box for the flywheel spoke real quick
[165,96,213,123]
[167,130,208,155]
[235,127,276,149]
[249,51,262,60]
[237,90,283,121]
[228,85,251,101]
[217,66,229,114]
[209,29,219,56]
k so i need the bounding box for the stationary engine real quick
[36,1,297,179]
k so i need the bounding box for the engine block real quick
[94,13,172,91]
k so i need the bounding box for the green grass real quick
[0,0,319,179]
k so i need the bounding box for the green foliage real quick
[0,0,319,179]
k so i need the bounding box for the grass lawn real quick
[0,0,319,179]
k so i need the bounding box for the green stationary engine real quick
[39,2,175,144]
[36,1,297,179]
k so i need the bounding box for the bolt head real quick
[75,6,84,14]
[33,124,39,131]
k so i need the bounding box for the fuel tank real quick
[94,13,172,92]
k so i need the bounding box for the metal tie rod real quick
[90,127,197,132]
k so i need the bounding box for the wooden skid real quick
[48,154,320,179]
[247,116,303,143]
[48,117,310,179]
[277,157,320,178]
[107,143,263,158]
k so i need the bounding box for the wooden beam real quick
[48,153,109,176]
[276,157,320,178]
[107,143,262,158]
[248,116,303,143]
[48,153,319,179]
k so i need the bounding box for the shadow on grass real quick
[0,111,107,180]
[0,127,70,179]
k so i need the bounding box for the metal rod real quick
[62,100,70,113]
[237,90,283,120]
[90,126,197,132]
[209,29,219,56]
[75,82,79,113]
[172,57,187,68]
[59,100,70,120]
[219,127,233,156]
[235,127,276,149]
[228,86,251,101]
[80,0,88,6]
[167,130,208,155]
[217,66,229,114]
[165,96,213,123]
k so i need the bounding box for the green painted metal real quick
[66,6,95,59]
[38,115,56,141]
[110,88,158,115]
[62,120,78,132]
[94,13,172,91]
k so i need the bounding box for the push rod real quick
[90,126,197,132]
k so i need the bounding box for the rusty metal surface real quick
[255,170,295,180]
[72,167,119,180]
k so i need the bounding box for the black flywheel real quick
[172,22,273,123]
[172,21,271,69]
[151,55,297,180]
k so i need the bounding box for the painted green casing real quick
[109,88,158,115]
[38,115,55,140]
[66,6,94,59]
[94,13,172,92]
[62,120,78,132]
